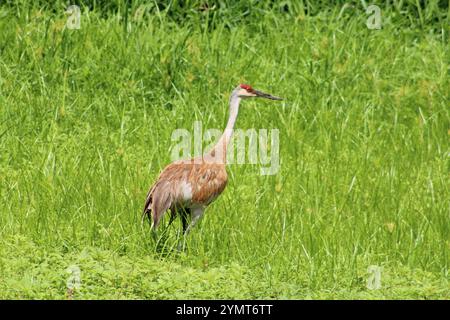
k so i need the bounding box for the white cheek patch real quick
[179,181,192,202]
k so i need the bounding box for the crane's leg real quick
[167,209,177,227]
[175,208,189,252]
[177,207,204,251]
[180,208,190,232]
[151,209,175,242]
[184,207,204,235]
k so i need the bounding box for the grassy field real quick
[0,1,449,299]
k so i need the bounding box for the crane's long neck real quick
[206,93,240,164]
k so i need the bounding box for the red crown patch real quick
[239,84,253,91]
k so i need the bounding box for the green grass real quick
[0,3,449,299]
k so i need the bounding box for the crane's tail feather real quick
[142,207,152,225]
[142,181,172,231]
[142,187,154,225]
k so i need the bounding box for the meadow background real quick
[0,0,449,299]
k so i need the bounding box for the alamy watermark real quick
[66,264,81,298]
[66,5,81,30]
[65,4,382,31]
[367,265,382,290]
[366,5,382,30]
[170,121,280,175]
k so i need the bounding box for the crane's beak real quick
[253,89,283,100]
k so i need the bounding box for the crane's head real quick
[236,84,283,100]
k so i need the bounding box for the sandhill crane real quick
[142,84,282,238]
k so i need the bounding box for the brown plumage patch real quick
[143,157,228,228]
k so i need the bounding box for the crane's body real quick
[143,158,227,233]
[143,84,282,235]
